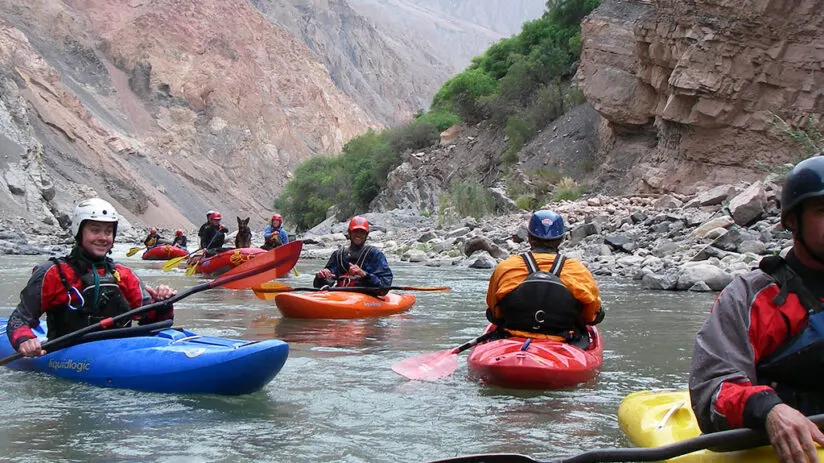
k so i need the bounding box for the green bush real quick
[386,121,440,154]
[416,110,461,132]
[502,115,536,164]
[450,178,495,219]
[432,69,497,122]
[515,194,542,211]
[553,177,586,201]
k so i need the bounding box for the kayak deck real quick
[0,318,288,395]
[467,326,602,389]
[618,389,824,462]
[274,291,416,319]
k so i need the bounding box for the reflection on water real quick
[0,247,718,463]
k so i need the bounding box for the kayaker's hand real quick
[766,403,824,463]
[146,284,177,302]
[348,264,366,278]
[18,338,46,358]
[317,268,334,279]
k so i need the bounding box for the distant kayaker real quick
[171,229,187,249]
[262,214,289,250]
[6,198,176,358]
[313,216,393,293]
[690,155,824,463]
[143,227,163,248]
[484,210,603,342]
[198,210,229,252]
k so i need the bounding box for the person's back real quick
[486,210,602,340]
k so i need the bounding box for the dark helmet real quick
[781,155,824,228]
[527,210,565,240]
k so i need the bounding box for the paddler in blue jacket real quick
[313,216,393,293]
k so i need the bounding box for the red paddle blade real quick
[217,241,303,290]
[391,350,459,381]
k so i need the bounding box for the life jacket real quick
[45,256,132,340]
[756,256,824,414]
[335,245,375,287]
[497,252,581,337]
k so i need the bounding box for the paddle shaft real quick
[451,330,498,354]
[427,414,824,463]
[0,249,286,366]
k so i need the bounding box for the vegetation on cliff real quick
[277,0,600,231]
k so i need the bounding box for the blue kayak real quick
[0,318,288,395]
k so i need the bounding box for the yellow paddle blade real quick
[251,281,294,300]
[162,255,188,272]
[185,263,198,276]
[126,247,143,257]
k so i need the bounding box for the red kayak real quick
[188,248,267,275]
[141,244,189,261]
[467,325,602,390]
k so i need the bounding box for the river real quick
[0,245,717,463]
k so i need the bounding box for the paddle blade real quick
[163,255,188,272]
[126,247,142,257]
[391,350,459,381]
[185,263,198,276]
[218,241,303,290]
[251,281,294,300]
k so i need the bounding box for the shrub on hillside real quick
[450,178,495,219]
[416,110,461,132]
[386,121,440,154]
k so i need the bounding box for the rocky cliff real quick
[577,0,824,194]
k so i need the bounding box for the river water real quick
[0,246,717,463]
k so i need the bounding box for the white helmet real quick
[71,198,119,238]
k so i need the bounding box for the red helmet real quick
[348,216,369,233]
[206,210,216,219]
[175,229,184,236]
[149,227,157,234]
[271,214,283,223]
[211,211,222,220]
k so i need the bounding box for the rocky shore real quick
[2,173,789,293]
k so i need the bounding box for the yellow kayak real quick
[618,390,824,462]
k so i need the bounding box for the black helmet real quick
[781,155,824,227]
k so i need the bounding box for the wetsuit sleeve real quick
[6,263,60,349]
[313,251,341,288]
[116,265,174,324]
[689,273,781,432]
[362,250,392,288]
[263,225,273,240]
[279,229,289,245]
[486,256,520,319]
[561,259,602,324]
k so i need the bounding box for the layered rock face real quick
[578,0,824,194]
[0,0,376,229]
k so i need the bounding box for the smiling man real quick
[6,198,177,357]
[313,216,393,293]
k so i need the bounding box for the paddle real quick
[424,414,824,463]
[0,244,298,367]
[251,281,451,301]
[126,246,144,257]
[391,330,498,381]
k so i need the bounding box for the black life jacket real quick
[335,245,375,287]
[756,256,824,414]
[497,252,581,335]
[46,255,132,340]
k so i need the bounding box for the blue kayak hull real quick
[0,318,288,395]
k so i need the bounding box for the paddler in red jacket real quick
[690,155,824,463]
[6,198,176,357]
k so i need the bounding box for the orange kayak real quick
[274,291,416,319]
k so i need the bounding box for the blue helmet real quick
[781,155,824,227]
[527,210,565,239]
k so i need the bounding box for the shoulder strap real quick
[760,255,822,313]
[520,252,540,274]
[49,257,73,294]
[549,254,566,276]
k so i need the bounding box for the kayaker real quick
[262,214,289,250]
[198,211,229,253]
[313,216,393,293]
[6,198,176,358]
[171,229,187,249]
[485,210,603,341]
[690,155,824,463]
[143,227,162,248]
